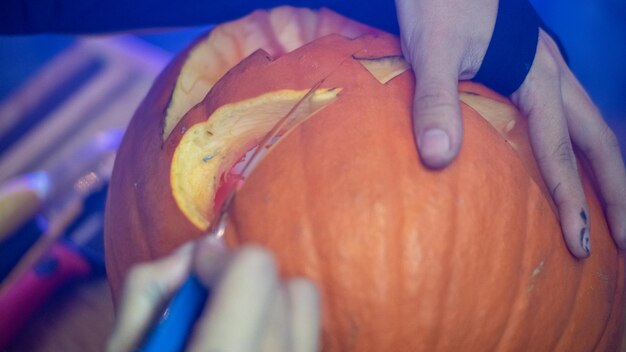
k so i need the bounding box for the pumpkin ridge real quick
[252,10,286,57]
[603,258,626,348]
[550,272,587,351]
[535,211,579,349]
[495,179,545,350]
[553,254,616,351]
[589,300,617,352]
[298,125,338,350]
[591,268,620,351]
[273,7,310,50]
[431,176,458,350]
[300,125,325,304]
[312,9,327,40]
[207,31,239,85]
[392,152,406,348]
[491,180,533,350]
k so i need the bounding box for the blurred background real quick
[532,0,626,152]
[0,1,624,351]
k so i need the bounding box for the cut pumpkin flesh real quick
[171,87,341,230]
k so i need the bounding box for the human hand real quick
[395,0,626,258]
[106,240,320,352]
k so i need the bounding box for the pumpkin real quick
[104,6,625,351]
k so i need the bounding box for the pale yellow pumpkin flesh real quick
[171,88,341,230]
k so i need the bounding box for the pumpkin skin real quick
[104,7,625,352]
[104,6,380,297]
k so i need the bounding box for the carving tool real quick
[139,82,324,352]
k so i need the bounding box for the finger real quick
[260,279,321,352]
[512,33,590,258]
[404,37,464,169]
[260,285,290,352]
[285,278,321,352]
[556,51,626,248]
[187,245,279,352]
[193,236,231,286]
[107,243,194,352]
[394,0,465,169]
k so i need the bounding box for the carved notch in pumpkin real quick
[171,88,341,230]
[354,55,410,84]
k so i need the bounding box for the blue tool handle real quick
[140,274,209,352]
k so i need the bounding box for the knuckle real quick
[514,32,566,103]
[579,124,621,161]
[461,42,487,78]
[414,83,459,118]
[550,181,585,211]
[599,124,620,152]
[536,139,577,171]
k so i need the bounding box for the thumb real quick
[408,44,464,168]
[107,242,195,352]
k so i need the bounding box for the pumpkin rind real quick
[104,7,625,351]
[104,7,377,298]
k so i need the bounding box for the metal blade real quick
[210,80,325,239]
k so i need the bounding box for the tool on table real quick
[0,129,122,283]
[0,165,112,350]
[139,82,325,352]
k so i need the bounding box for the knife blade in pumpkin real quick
[139,80,340,352]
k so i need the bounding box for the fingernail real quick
[579,208,591,256]
[580,227,591,256]
[419,129,451,158]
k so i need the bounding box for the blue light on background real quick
[532,0,626,124]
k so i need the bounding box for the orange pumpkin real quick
[104,7,625,351]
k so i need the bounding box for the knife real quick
[139,82,325,352]
[0,129,122,282]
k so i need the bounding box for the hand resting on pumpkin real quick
[395,0,626,258]
[106,240,320,352]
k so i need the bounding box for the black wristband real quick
[473,0,540,96]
